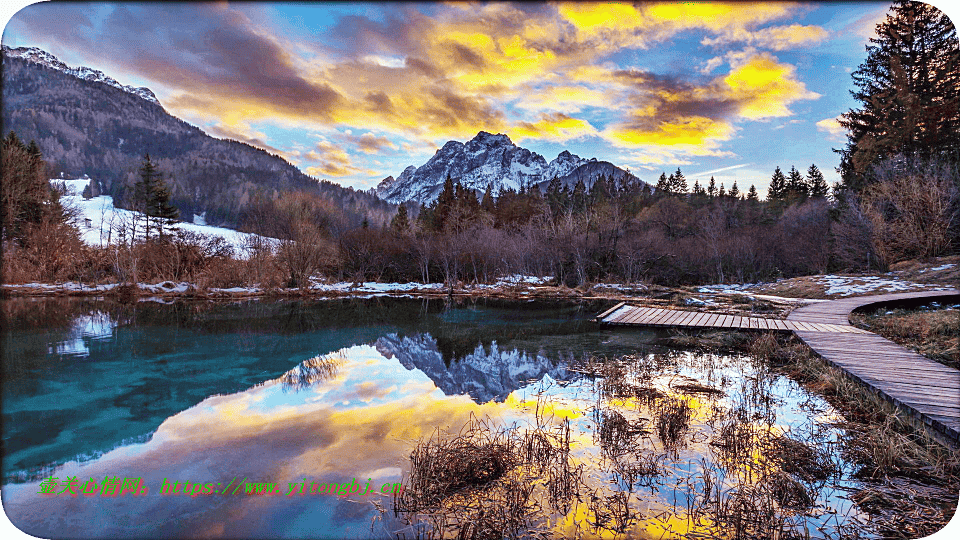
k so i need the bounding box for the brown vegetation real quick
[851,306,960,369]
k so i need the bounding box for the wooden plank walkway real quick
[599,303,871,333]
[597,289,960,444]
[788,290,960,444]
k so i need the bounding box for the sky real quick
[2,1,959,197]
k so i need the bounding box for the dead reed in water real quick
[393,411,584,540]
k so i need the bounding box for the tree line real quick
[2,1,956,290]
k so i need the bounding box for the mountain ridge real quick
[1,46,394,228]
[376,131,641,204]
[2,45,161,105]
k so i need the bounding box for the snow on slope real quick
[3,45,160,105]
[55,178,271,254]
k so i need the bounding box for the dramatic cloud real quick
[508,113,599,142]
[304,140,374,178]
[600,52,817,163]
[6,1,839,184]
[701,24,828,50]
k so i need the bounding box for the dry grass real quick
[393,412,583,540]
[887,255,960,286]
[851,306,959,369]
[746,332,960,537]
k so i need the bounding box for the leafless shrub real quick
[861,155,959,265]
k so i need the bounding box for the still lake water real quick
[2,297,871,538]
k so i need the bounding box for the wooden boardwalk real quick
[596,302,871,333]
[597,290,960,444]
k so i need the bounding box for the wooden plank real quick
[647,308,673,325]
[675,311,700,326]
[624,307,653,324]
[608,307,634,324]
[690,311,710,326]
[660,309,686,326]
[606,306,634,324]
[597,301,627,321]
[701,313,722,327]
[718,314,732,328]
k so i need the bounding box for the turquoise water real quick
[2,297,871,538]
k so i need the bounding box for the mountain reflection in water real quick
[2,297,872,539]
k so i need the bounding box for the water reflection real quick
[2,298,875,538]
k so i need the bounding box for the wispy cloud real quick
[690,163,752,177]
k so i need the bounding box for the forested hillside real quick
[1,53,393,228]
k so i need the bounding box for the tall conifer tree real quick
[806,164,829,198]
[838,1,960,191]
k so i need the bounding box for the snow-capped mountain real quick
[2,45,160,105]
[376,131,639,204]
[375,332,575,403]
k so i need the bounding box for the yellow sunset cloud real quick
[508,113,599,142]
[721,54,820,119]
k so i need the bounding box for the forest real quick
[1,0,958,292]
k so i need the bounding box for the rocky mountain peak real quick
[469,131,513,147]
[376,131,639,204]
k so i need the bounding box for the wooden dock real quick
[596,290,960,444]
[596,302,871,333]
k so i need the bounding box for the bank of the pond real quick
[661,328,960,539]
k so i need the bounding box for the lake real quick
[2,296,872,538]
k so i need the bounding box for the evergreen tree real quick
[2,131,58,241]
[838,0,960,192]
[416,202,435,231]
[718,183,726,198]
[785,165,808,205]
[390,204,409,233]
[747,184,760,202]
[707,176,717,198]
[433,175,456,230]
[692,180,705,196]
[767,167,787,202]
[655,172,671,195]
[669,167,687,194]
[571,178,587,213]
[806,164,829,198]
[136,154,179,238]
[480,184,496,216]
[728,181,740,199]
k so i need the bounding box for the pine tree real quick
[785,165,808,205]
[390,204,409,233]
[571,178,587,213]
[747,184,759,202]
[718,183,726,198]
[480,184,496,215]
[655,172,671,195]
[136,154,179,238]
[433,175,456,230]
[767,167,787,202]
[692,180,705,196]
[728,181,740,199]
[2,131,58,240]
[669,167,687,194]
[806,164,829,198]
[838,0,960,192]
[707,176,717,198]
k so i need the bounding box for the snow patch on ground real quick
[54,178,274,254]
[696,283,758,294]
[813,275,949,296]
